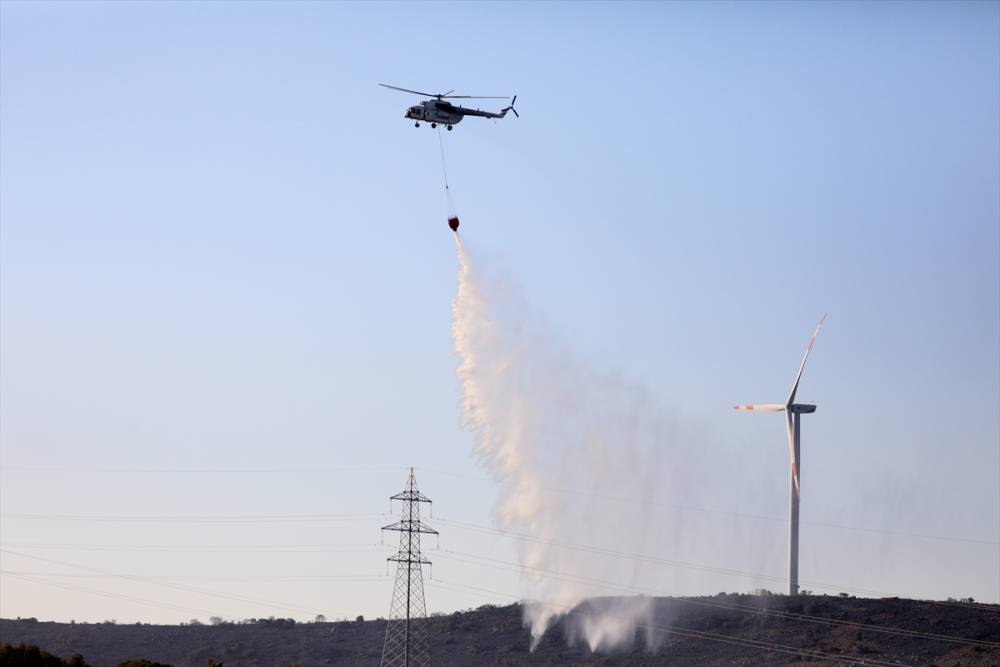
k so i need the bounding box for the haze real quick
[1,1,997,625]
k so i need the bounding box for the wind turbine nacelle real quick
[788,404,817,414]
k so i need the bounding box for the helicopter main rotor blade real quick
[379,83,438,97]
[442,95,510,99]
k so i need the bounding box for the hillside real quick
[2,595,998,666]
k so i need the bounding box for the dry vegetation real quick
[2,594,998,666]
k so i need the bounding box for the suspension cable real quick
[436,128,455,216]
[436,128,450,191]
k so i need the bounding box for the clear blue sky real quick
[1,1,998,624]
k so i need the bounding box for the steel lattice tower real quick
[381,468,438,667]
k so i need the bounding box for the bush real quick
[237,617,295,628]
[0,643,90,667]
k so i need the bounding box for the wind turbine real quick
[734,314,826,596]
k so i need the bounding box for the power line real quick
[432,516,1000,612]
[3,517,992,610]
[3,531,992,648]
[0,465,406,475]
[5,566,943,665]
[1,571,224,617]
[4,511,991,610]
[426,578,910,667]
[2,571,390,583]
[434,516,791,584]
[0,512,389,524]
[432,549,999,648]
[0,541,392,554]
[417,467,999,546]
[5,463,994,545]
[1,549,344,618]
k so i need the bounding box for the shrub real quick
[0,643,91,667]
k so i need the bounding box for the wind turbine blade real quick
[786,411,800,500]
[733,404,786,412]
[786,314,826,406]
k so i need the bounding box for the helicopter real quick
[380,84,518,130]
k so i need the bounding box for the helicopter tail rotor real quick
[503,95,519,118]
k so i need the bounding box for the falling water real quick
[451,235,701,651]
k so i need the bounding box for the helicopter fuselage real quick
[406,100,465,126]
[405,99,512,128]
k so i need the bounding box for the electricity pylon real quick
[381,468,438,667]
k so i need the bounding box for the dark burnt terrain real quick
[2,594,998,666]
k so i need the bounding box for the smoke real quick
[451,236,703,651]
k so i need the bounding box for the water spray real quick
[451,237,693,651]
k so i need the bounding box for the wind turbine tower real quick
[734,315,826,596]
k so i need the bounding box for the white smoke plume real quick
[451,236,706,652]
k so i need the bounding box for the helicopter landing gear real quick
[447,125,453,131]
[431,122,437,128]
[415,122,420,128]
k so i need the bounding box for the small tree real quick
[314,614,326,623]
[0,644,92,667]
